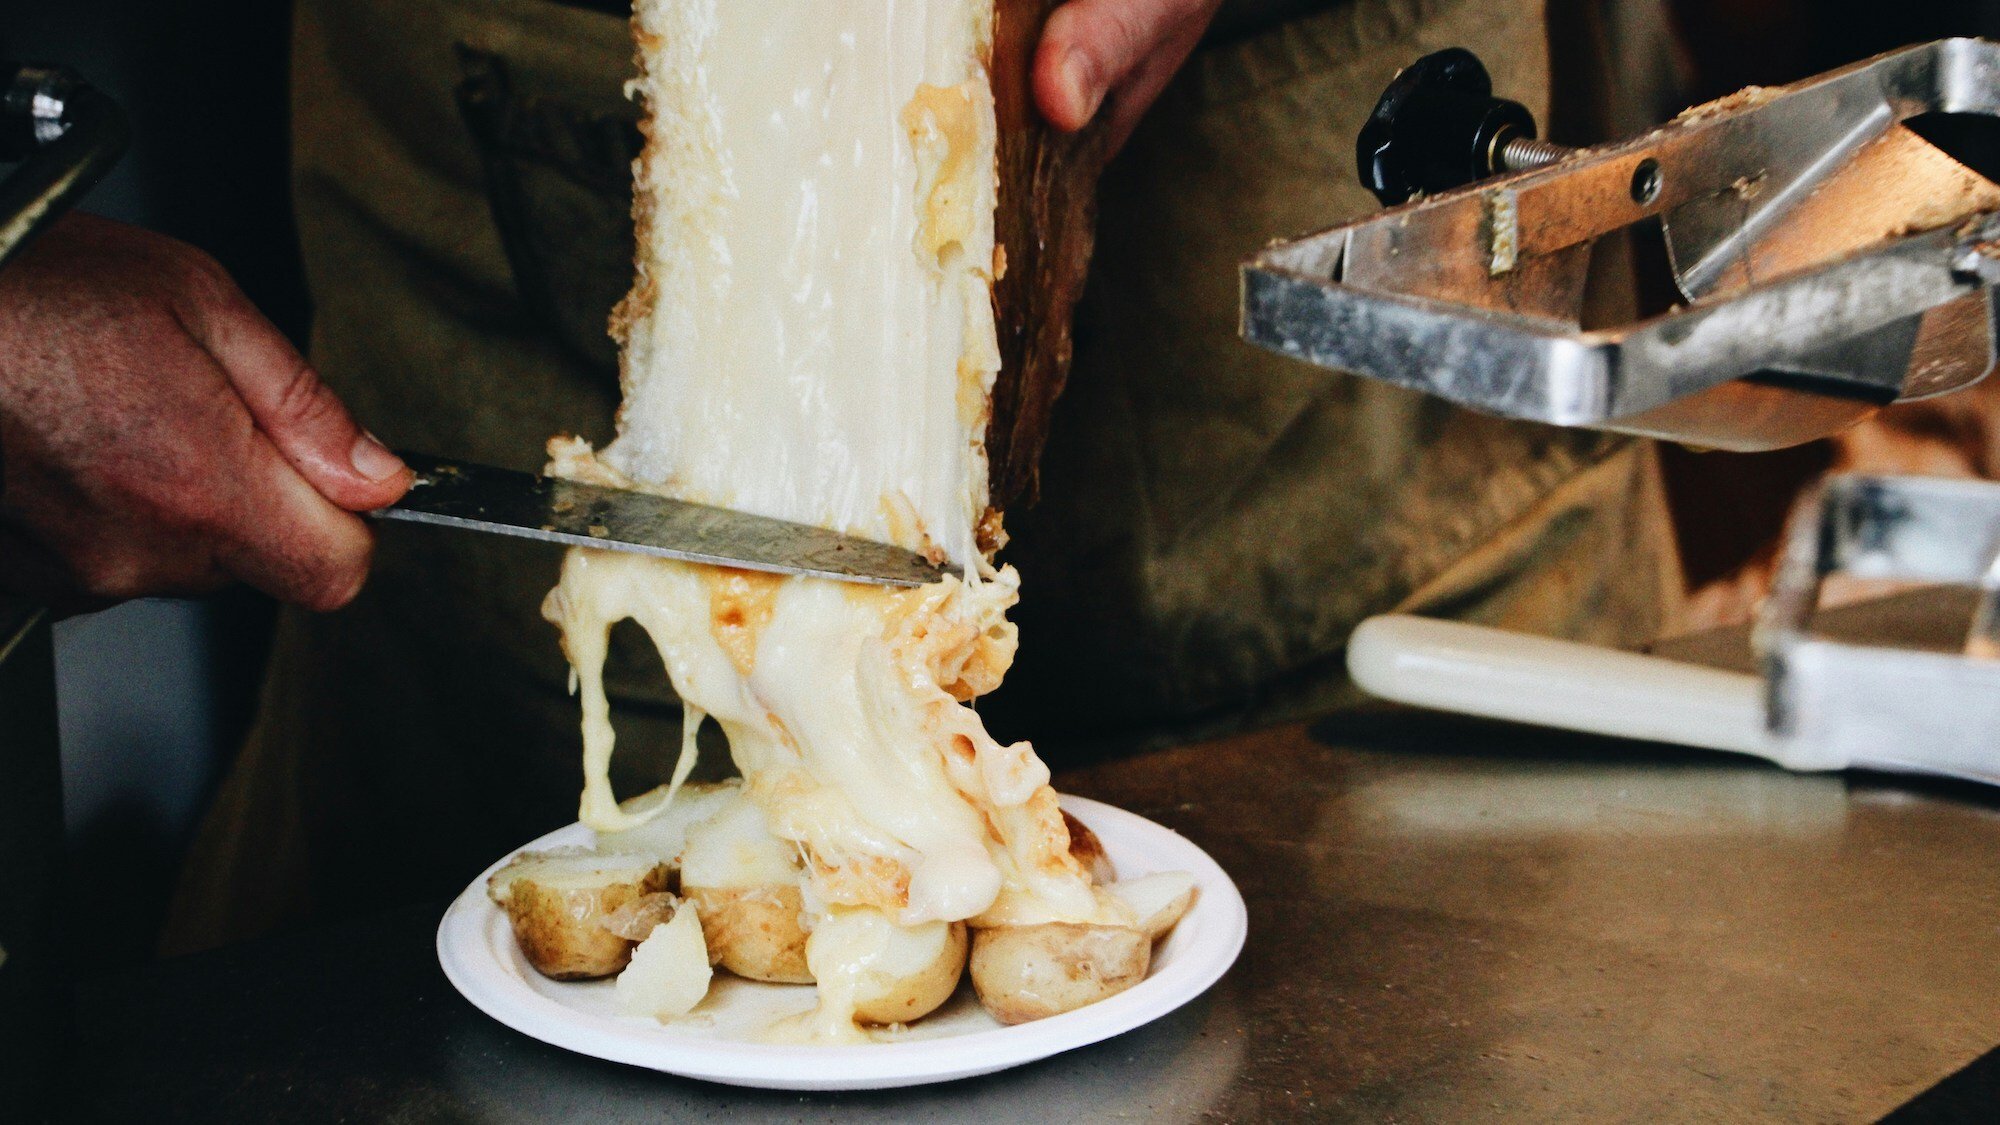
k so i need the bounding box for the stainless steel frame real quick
[1241,38,2000,451]
[1758,474,2000,781]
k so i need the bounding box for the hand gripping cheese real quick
[541,1,1113,1037]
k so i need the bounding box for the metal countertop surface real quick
[51,593,2000,1122]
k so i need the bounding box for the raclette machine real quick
[1246,39,2000,779]
[1240,38,2000,452]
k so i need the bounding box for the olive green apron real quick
[163,0,1679,954]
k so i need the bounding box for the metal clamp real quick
[1243,38,2000,452]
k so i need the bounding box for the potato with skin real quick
[851,920,969,1026]
[598,780,745,871]
[1106,871,1197,940]
[969,921,1150,1025]
[678,792,813,983]
[487,849,667,980]
[801,907,970,1030]
[1061,809,1116,886]
[683,883,813,984]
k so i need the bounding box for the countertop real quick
[48,594,2000,1122]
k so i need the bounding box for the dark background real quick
[1678,0,2000,101]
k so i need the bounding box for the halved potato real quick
[615,900,713,1020]
[678,792,801,888]
[683,884,813,983]
[1105,871,1198,941]
[968,922,1149,1025]
[597,780,745,869]
[805,907,969,1027]
[487,848,667,980]
[1062,810,1116,885]
[679,793,812,983]
[851,920,968,1026]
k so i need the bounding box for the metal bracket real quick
[1757,474,2000,781]
[1241,39,2000,451]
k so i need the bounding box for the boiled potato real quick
[806,907,969,1027]
[615,900,713,1020]
[969,922,1149,1025]
[487,848,667,980]
[683,884,812,983]
[598,891,682,941]
[679,794,812,983]
[1106,871,1198,941]
[597,780,744,869]
[1062,810,1116,885]
[851,920,968,1026]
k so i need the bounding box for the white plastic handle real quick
[1347,615,1781,761]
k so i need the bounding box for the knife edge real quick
[370,453,949,589]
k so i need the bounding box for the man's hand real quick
[1034,0,1226,152]
[0,213,410,611]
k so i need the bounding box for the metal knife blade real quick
[370,452,948,588]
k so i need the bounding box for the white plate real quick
[437,794,1247,1091]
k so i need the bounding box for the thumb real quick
[1033,0,1210,131]
[213,436,381,613]
[175,259,411,512]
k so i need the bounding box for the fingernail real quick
[350,431,404,482]
[1064,49,1103,124]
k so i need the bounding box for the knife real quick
[369,452,947,588]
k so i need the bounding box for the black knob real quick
[1357,48,1538,207]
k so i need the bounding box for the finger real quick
[173,261,411,512]
[208,436,379,612]
[1096,17,1211,151]
[1033,0,1213,131]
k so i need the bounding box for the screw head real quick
[1630,158,1663,205]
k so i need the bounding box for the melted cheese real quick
[766,907,956,1043]
[546,0,1112,1039]
[544,549,1108,928]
